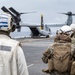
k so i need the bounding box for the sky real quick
[0,0,75,34]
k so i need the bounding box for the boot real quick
[42,69,50,74]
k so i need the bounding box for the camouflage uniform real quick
[42,33,71,74]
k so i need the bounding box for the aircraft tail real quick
[40,14,44,30]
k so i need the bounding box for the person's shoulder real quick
[9,38,20,46]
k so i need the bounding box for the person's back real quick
[0,13,29,75]
[0,34,29,75]
[0,34,18,75]
[42,27,72,74]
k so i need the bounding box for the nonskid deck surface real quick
[19,37,54,75]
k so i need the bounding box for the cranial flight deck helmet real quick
[0,13,15,32]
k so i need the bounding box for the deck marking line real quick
[27,64,34,68]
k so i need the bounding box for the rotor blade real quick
[59,13,68,15]
[72,14,75,16]
[20,11,37,14]
[1,6,16,19]
[9,7,20,16]
[61,13,75,16]
[9,7,37,16]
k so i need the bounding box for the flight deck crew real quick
[0,13,29,75]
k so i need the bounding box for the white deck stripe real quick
[27,64,34,68]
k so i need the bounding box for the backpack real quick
[53,43,71,73]
[42,48,52,64]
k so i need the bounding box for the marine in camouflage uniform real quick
[42,31,72,74]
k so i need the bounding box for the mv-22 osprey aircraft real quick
[1,6,75,37]
[1,6,51,38]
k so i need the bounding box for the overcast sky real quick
[0,0,75,33]
[0,0,75,23]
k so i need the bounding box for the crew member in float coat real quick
[0,13,29,75]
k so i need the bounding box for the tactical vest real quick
[48,43,72,73]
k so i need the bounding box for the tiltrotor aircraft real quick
[1,6,75,37]
[1,6,51,38]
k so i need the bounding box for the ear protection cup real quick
[11,25,16,32]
